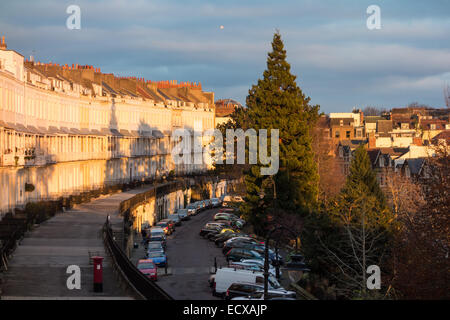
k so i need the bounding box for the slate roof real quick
[377,120,393,134]
[404,158,425,175]
[367,149,381,166]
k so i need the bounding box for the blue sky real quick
[1,0,449,113]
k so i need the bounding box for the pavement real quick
[130,207,227,300]
[0,186,155,300]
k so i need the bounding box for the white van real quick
[212,267,281,297]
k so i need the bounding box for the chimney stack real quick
[0,36,6,50]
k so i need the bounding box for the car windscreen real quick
[138,263,155,269]
[147,252,164,258]
[151,232,165,237]
[150,237,164,242]
[156,222,168,227]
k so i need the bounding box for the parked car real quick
[214,233,242,247]
[206,227,238,240]
[160,218,176,231]
[205,229,225,240]
[168,214,182,226]
[230,288,296,300]
[224,236,263,247]
[225,248,264,262]
[147,241,165,254]
[146,251,167,267]
[225,282,263,300]
[206,221,230,229]
[222,195,243,207]
[204,199,213,209]
[186,203,198,216]
[194,201,203,212]
[136,259,157,281]
[227,261,265,274]
[176,208,190,221]
[148,234,166,250]
[149,228,166,239]
[240,259,277,276]
[222,239,261,254]
[210,230,235,242]
[230,260,277,277]
[150,226,165,233]
[219,208,237,214]
[224,242,282,265]
[232,219,245,229]
[213,220,234,228]
[155,221,173,235]
[214,213,238,221]
[211,267,280,297]
[197,200,206,211]
[211,198,221,208]
[199,225,223,237]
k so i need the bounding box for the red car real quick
[137,259,157,281]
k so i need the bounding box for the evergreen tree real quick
[240,32,320,234]
[342,144,387,208]
[300,145,395,299]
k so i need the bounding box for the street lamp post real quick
[263,225,307,300]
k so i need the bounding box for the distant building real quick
[214,98,242,127]
[431,130,450,147]
[329,109,365,145]
[336,140,366,175]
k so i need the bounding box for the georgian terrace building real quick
[0,37,215,216]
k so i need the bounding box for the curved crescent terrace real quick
[0,35,215,217]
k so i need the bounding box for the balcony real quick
[1,153,15,166]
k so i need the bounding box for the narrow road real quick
[149,207,227,300]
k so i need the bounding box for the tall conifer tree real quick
[240,32,319,233]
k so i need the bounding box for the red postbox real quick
[92,256,104,292]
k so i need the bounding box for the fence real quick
[0,226,22,271]
[103,219,173,300]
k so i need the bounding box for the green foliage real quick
[239,32,320,233]
[342,144,387,208]
[25,200,60,224]
[300,145,395,299]
[240,166,267,234]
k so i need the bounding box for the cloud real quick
[377,72,450,91]
[288,43,450,76]
[0,0,449,112]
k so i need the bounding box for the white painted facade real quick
[0,46,215,216]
